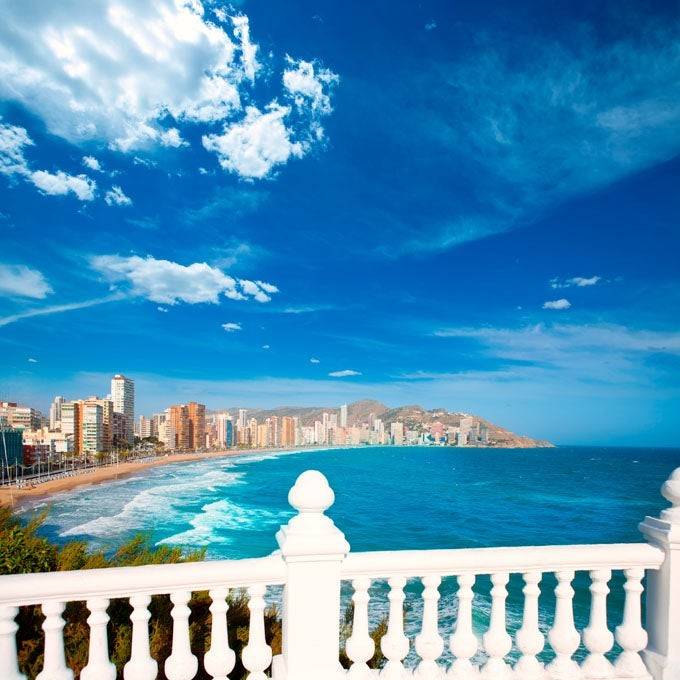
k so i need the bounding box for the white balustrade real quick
[36,601,73,680]
[164,590,198,680]
[123,594,157,680]
[482,572,512,680]
[380,576,410,680]
[81,597,116,680]
[203,587,236,680]
[514,571,545,680]
[547,571,581,680]
[346,577,375,679]
[242,583,272,680]
[415,575,444,680]
[582,570,614,679]
[0,606,26,680]
[1,467,679,680]
[448,573,479,680]
[614,569,650,680]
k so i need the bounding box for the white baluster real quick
[242,584,272,680]
[447,573,479,680]
[81,598,116,680]
[0,606,26,680]
[36,601,73,680]
[415,575,444,680]
[164,590,198,680]
[547,571,581,680]
[582,570,614,679]
[123,594,157,680]
[481,573,512,680]
[346,577,375,680]
[380,576,409,680]
[514,571,545,680]
[204,588,236,680]
[614,569,650,680]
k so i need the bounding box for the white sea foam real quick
[60,469,244,538]
[157,497,292,547]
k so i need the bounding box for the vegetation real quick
[0,507,386,679]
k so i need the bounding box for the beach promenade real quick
[0,446,328,508]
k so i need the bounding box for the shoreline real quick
[0,445,341,510]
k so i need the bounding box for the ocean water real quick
[26,445,680,664]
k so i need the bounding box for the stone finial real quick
[661,467,680,522]
[276,470,349,558]
[288,470,335,515]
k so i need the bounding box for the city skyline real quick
[1,1,679,447]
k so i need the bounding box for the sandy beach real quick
[0,446,310,509]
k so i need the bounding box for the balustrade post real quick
[640,467,680,680]
[36,601,73,680]
[81,598,116,680]
[0,606,26,680]
[123,594,157,680]
[275,470,349,680]
[346,577,375,680]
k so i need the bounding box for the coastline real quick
[0,445,337,510]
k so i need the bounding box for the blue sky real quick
[1,0,679,446]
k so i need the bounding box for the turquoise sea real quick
[26,445,680,663]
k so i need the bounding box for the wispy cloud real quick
[416,21,680,251]
[328,369,362,377]
[222,322,242,332]
[310,357,321,364]
[0,264,52,299]
[551,276,601,289]
[0,294,123,327]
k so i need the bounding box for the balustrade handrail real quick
[340,542,664,579]
[0,553,286,607]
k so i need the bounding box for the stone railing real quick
[1,468,680,680]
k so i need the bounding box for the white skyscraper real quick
[49,396,64,430]
[111,374,135,445]
[238,408,247,430]
[340,403,348,428]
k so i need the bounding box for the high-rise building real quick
[187,402,205,451]
[281,416,295,446]
[138,415,152,438]
[238,408,247,430]
[340,404,348,428]
[0,402,43,430]
[168,405,190,450]
[84,397,113,452]
[257,423,269,448]
[111,375,134,445]
[82,402,103,454]
[215,413,232,448]
[61,401,82,455]
[49,396,64,430]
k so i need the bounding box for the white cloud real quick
[425,21,437,31]
[222,322,242,332]
[0,0,337,181]
[82,156,102,172]
[29,170,96,201]
[551,276,602,289]
[1,122,98,200]
[27,357,38,363]
[283,57,338,116]
[310,357,320,364]
[0,264,53,298]
[329,369,362,377]
[104,185,133,206]
[157,306,168,313]
[0,121,32,176]
[232,14,259,82]
[543,298,571,310]
[262,344,270,349]
[202,103,305,179]
[90,254,278,305]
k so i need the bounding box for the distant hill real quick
[218,399,552,448]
